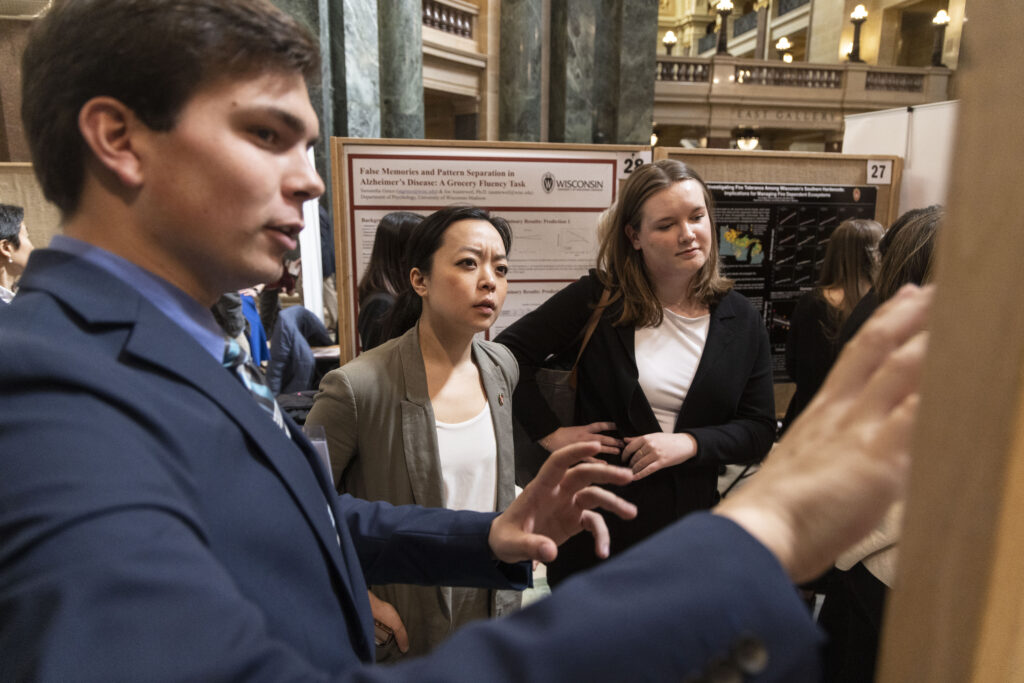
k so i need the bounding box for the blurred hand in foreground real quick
[716,284,933,583]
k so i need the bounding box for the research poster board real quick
[655,149,901,395]
[712,182,878,380]
[331,139,651,362]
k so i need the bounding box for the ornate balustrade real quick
[735,64,843,88]
[866,70,925,92]
[422,0,473,39]
[654,55,951,135]
[778,0,810,17]
[658,58,711,83]
[698,32,717,54]
[733,11,758,37]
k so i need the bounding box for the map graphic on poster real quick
[709,183,878,381]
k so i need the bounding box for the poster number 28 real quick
[618,150,652,179]
[623,157,645,174]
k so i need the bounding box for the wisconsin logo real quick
[542,172,555,193]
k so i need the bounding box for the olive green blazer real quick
[306,325,520,660]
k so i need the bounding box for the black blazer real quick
[496,273,775,583]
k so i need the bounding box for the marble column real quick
[548,0,596,143]
[271,0,334,201]
[615,0,658,145]
[327,0,382,139]
[499,0,543,141]
[591,0,659,145]
[378,0,424,138]
[270,0,381,212]
[754,5,769,59]
[591,0,619,144]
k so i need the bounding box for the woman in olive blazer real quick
[306,325,520,660]
[306,206,520,661]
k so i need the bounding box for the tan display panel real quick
[654,147,902,414]
[653,148,903,228]
[330,138,649,363]
[879,3,1024,681]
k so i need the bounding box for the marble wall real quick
[499,0,543,141]
[378,0,424,138]
[592,0,659,145]
[272,0,382,206]
[549,0,597,143]
[591,0,619,144]
[332,0,382,139]
[616,0,659,144]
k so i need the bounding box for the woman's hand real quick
[367,590,409,654]
[538,422,623,455]
[622,433,698,480]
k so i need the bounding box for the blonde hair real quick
[595,159,732,327]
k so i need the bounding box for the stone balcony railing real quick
[423,0,474,38]
[778,0,811,16]
[654,54,951,132]
[733,11,758,38]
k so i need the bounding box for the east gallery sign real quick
[732,107,841,126]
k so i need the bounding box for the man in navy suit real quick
[0,1,932,681]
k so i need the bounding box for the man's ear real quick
[0,239,13,262]
[410,268,428,297]
[625,224,641,250]
[77,97,147,189]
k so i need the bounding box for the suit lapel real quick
[473,342,515,510]
[396,327,453,626]
[397,328,446,509]
[609,310,662,435]
[26,252,358,607]
[123,303,356,584]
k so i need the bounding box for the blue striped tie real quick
[222,337,289,434]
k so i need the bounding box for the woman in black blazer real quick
[496,160,775,586]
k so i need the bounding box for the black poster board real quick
[710,182,878,381]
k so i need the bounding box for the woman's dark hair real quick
[22,0,320,216]
[0,204,24,246]
[875,205,944,302]
[596,158,731,327]
[816,218,883,337]
[383,205,512,339]
[357,212,424,303]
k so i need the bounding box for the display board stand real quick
[653,148,902,411]
[330,138,650,363]
[878,4,1024,680]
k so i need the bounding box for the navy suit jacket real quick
[0,249,823,681]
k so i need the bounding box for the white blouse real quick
[634,309,710,433]
[435,403,498,512]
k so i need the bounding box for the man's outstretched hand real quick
[489,441,637,565]
[716,284,934,584]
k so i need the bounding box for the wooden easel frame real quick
[878,4,1024,681]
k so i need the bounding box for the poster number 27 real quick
[866,160,893,185]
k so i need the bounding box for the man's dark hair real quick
[0,204,25,246]
[21,0,321,216]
